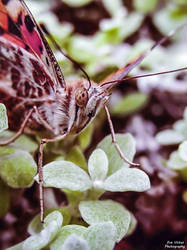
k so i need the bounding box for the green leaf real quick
[61,234,89,250]
[66,146,87,171]
[28,214,44,236]
[0,147,37,188]
[112,92,147,116]
[0,179,10,217]
[58,206,72,226]
[97,134,136,175]
[0,104,8,133]
[23,211,63,250]
[167,151,187,170]
[50,225,87,250]
[133,0,158,13]
[79,200,131,242]
[155,129,184,145]
[28,208,71,236]
[40,161,92,192]
[173,120,187,138]
[126,213,137,236]
[104,167,150,192]
[85,222,116,250]
[62,0,93,7]
[78,123,94,150]
[183,107,187,120]
[0,131,38,153]
[44,210,63,228]
[102,0,124,17]
[88,149,108,181]
[178,141,187,161]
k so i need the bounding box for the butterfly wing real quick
[100,52,151,91]
[0,0,65,90]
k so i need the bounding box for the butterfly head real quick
[65,79,109,134]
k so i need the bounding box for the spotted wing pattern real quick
[0,0,67,132]
[0,0,65,90]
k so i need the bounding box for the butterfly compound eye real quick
[75,87,88,107]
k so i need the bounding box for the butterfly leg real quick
[38,134,67,223]
[104,105,139,167]
[0,108,34,146]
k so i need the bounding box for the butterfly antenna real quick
[100,23,187,90]
[101,67,187,86]
[40,23,92,89]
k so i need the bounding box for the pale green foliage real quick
[62,0,93,7]
[38,161,92,191]
[38,134,150,196]
[88,149,108,181]
[111,92,148,116]
[79,200,131,242]
[97,133,136,173]
[0,131,38,153]
[133,0,158,13]
[7,211,63,250]
[0,148,37,188]
[85,222,116,250]
[50,225,88,250]
[156,106,187,182]
[61,234,89,250]
[0,105,38,217]
[0,104,8,133]
[104,168,150,192]
[156,107,187,145]
[9,133,150,249]
[167,141,187,182]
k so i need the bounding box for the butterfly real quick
[0,0,186,222]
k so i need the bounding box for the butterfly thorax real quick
[53,79,109,135]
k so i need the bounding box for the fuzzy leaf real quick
[62,0,93,7]
[183,107,187,120]
[85,222,116,250]
[23,211,63,250]
[155,129,184,145]
[0,131,38,153]
[173,120,187,138]
[50,225,87,250]
[178,141,187,162]
[167,151,187,170]
[126,213,137,236]
[28,207,71,236]
[88,149,108,181]
[61,234,89,250]
[112,93,147,116]
[97,134,136,175]
[78,123,94,150]
[104,167,150,192]
[0,104,8,133]
[0,179,10,217]
[66,146,87,171]
[0,147,37,188]
[28,214,44,236]
[40,161,92,191]
[79,200,131,242]
[133,0,158,13]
